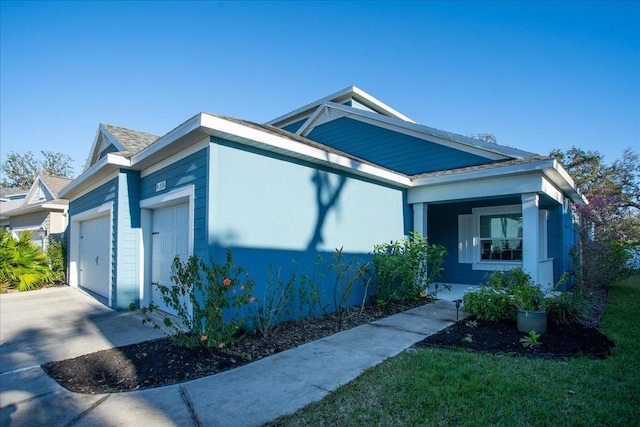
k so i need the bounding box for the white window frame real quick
[458,204,547,272]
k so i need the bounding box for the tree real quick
[1,151,74,189]
[552,146,640,287]
[551,146,640,242]
[469,133,497,144]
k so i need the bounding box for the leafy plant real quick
[462,285,515,321]
[0,229,54,291]
[372,231,447,305]
[46,237,67,284]
[317,247,372,332]
[140,250,255,349]
[519,330,542,348]
[249,263,316,339]
[465,320,478,328]
[546,289,599,325]
[462,333,474,343]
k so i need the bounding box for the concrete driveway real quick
[0,286,164,374]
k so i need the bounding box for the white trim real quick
[266,85,415,127]
[140,138,209,178]
[66,171,119,202]
[140,185,195,310]
[68,202,114,307]
[473,262,523,271]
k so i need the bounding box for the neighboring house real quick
[0,175,73,251]
[60,86,586,310]
[0,188,27,229]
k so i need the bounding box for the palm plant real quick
[0,229,54,291]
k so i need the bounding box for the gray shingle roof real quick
[40,174,73,196]
[411,155,552,179]
[102,124,160,155]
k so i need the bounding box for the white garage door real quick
[79,215,111,299]
[151,203,189,315]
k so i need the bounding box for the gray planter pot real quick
[517,309,547,334]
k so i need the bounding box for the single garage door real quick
[79,215,111,299]
[151,203,189,315]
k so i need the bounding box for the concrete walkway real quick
[1,287,465,427]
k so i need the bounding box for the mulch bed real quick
[416,318,615,358]
[42,300,424,394]
[42,298,615,394]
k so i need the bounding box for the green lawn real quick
[268,274,640,426]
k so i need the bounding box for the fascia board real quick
[266,86,414,127]
[408,173,546,204]
[266,86,357,126]
[296,103,350,135]
[129,114,204,168]
[59,155,125,199]
[350,86,415,122]
[99,124,127,152]
[199,114,412,188]
[411,159,556,187]
[542,160,587,204]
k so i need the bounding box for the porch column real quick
[522,193,540,284]
[413,203,428,238]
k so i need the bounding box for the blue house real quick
[60,86,585,310]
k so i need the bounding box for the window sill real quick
[473,261,522,271]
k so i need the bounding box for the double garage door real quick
[77,204,189,309]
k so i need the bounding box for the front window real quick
[479,213,522,261]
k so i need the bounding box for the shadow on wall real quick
[307,170,347,252]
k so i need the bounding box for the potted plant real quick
[512,282,547,334]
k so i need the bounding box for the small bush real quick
[46,237,67,284]
[546,290,599,325]
[140,250,255,349]
[462,285,515,321]
[0,229,54,291]
[317,247,372,331]
[373,231,447,305]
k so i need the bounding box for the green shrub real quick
[317,247,372,331]
[0,229,54,291]
[249,262,318,339]
[462,285,515,321]
[46,237,67,284]
[546,290,599,325]
[372,231,447,305]
[140,250,255,349]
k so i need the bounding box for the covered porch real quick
[408,157,585,291]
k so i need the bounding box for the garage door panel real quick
[151,203,189,315]
[79,216,110,299]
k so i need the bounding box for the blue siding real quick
[307,117,494,175]
[428,198,520,286]
[207,138,409,316]
[141,148,208,256]
[115,170,141,308]
[281,118,307,133]
[69,178,118,305]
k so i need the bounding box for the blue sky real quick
[1,1,638,178]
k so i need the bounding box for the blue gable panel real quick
[281,118,307,133]
[307,117,494,175]
[141,148,208,255]
[207,138,409,317]
[69,178,118,305]
[115,170,141,309]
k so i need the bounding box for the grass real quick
[267,274,640,426]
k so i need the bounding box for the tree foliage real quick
[551,146,640,243]
[0,230,55,292]
[1,150,74,189]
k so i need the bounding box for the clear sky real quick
[1,1,638,178]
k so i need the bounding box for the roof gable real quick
[24,174,72,205]
[84,124,159,171]
[267,86,415,131]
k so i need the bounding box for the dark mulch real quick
[42,300,425,394]
[42,297,615,394]
[416,318,615,358]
